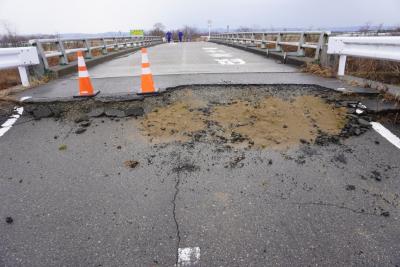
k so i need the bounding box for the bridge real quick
[1,32,400,266]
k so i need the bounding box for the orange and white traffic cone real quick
[73,51,100,98]
[138,48,158,94]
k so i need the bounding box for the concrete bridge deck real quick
[19,42,376,101]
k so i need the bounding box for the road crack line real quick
[173,172,181,265]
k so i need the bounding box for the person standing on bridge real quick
[166,31,172,43]
[178,31,184,42]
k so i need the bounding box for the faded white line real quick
[20,96,32,102]
[215,58,246,65]
[371,122,400,149]
[177,247,200,266]
[0,107,24,138]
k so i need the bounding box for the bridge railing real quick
[29,36,163,70]
[0,47,40,87]
[210,31,330,60]
[327,36,400,76]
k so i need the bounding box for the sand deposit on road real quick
[138,89,347,149]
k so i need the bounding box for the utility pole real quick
[227,25,230,33]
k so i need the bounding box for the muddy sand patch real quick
[138,89,348,149]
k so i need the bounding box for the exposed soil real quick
[138,88,347,149]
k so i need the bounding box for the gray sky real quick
[0,0,399,34]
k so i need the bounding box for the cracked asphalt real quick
[1,86,400,266]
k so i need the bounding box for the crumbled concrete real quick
[88,107,105,117]
[32,106,53,119]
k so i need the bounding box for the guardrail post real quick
[18,66,30,87]
[102,38,108,54]
[275,33,282,52]
[314,32,328,60]
[338,55,347,76]
[34,41,49,70]
[84,39,92,58]
[261,33,266,49]
[113,38,119,50]
[297,32,305,56]
[57,40,68,65]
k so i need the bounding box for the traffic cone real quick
[138,48,158,94]
[73,51,100,98]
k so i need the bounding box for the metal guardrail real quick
[29,36,163,69]
[0,47,40,87]
[327,36,400,76]
[210,31,330,60]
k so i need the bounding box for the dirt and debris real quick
[124,160,139,169]
[59,144,67,151]
[138,87,350,149]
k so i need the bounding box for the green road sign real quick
[130,29,144,36]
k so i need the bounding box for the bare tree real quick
[1,21,20,44]
[359,22,371,33]
[181,25,199,41]
[236,26,252,32]
[149,23,166,37]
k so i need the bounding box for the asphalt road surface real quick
[1,84,400,266]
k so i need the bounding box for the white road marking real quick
[209,53,233,58]
[203,47,246,65]
[371,122,400,149]
[205,49,226,53]
[215,58,246,65]
[0,107,24,138]
[20,96,32,101]
[177,247,200,266]
[356,108,364,114]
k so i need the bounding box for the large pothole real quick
[138,87,349,149]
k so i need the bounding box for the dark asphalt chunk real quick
[80,121,91,128]
[32,106,53,119]
[371,170,382,181]
[5,217,13,224]
[172,163,200,173]
[345,185,356,191]
[381,211,390,217]
[75,128,87,134]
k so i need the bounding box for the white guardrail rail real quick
[30,36,162,70]
[210,31,330,60]
[327,36,400,76]
[0,47,40,87]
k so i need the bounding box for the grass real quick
[302,63,335,78]
[58,144,67,151]
[0,69,20,90]
[346,58,400,86]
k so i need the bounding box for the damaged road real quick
[0,85,400,266]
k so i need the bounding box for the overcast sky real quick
[0,0,399,34]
